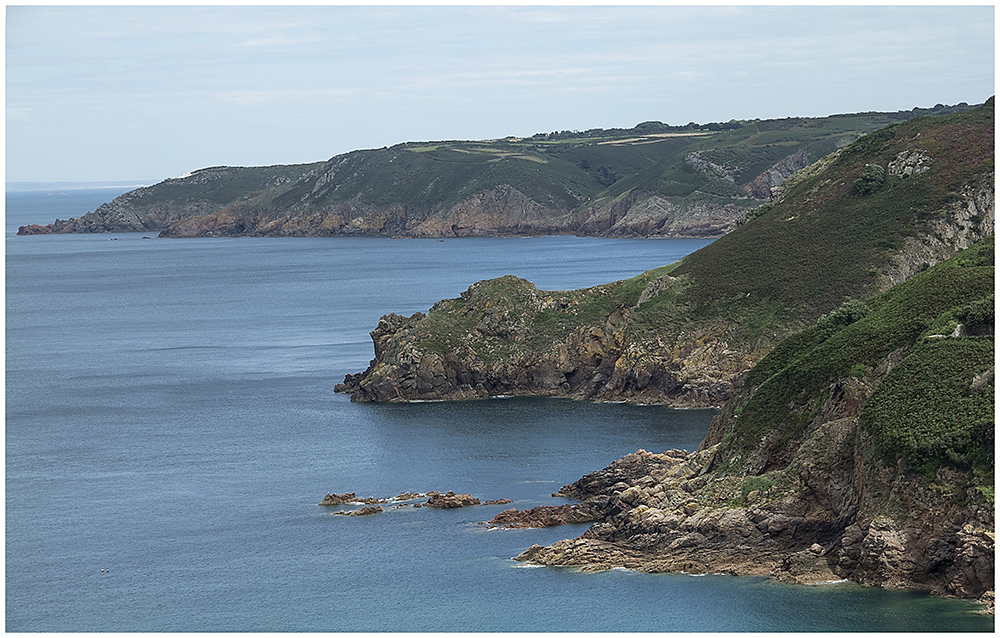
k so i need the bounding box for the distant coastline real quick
[6,181,155,192]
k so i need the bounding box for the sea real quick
[6,188,994,632]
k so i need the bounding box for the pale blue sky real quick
[6,5,995,183]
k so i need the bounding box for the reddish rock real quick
[334,506,383,517]
[485,504,603,528]
[16,224,55,235]
[426,491,480,509]
[319,492,357,506]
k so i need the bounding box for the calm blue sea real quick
[6,188,993,632]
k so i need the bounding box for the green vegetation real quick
[853,163,886,195]
[134,164,324,206]
[741,476,776,501]
[719,236,993,492]
[861,338,993,479]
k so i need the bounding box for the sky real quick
[5,4,995,184]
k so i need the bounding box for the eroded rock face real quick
[15,224,55,235]
[572,193,750,238]
[884,171,995,286]
[745,148,811,199]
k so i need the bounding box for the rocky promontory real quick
[333,272,766,407]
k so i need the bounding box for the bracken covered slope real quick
[336,101,994,407]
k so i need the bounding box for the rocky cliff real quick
[337,103,995,407]
[334,273,761,406]
[504,238,994,609]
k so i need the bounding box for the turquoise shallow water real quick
[6,189,993,632]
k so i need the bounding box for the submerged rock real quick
[333,506,383,517]
[319,492,385,506]
[321,490,505,511]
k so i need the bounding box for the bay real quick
[6,189,993,632]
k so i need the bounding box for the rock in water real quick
[425,491,480,508]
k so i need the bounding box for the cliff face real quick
[508,239,994,607]
[337,104,995,407]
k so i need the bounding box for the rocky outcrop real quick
[485,449,693,528]
[15,224,55,235]
[487,504,602,528]
[884,170,995,286]
[514,424,993,606]
[319,492,387,506]
[425,491,480,509]
[744,148,811,199]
